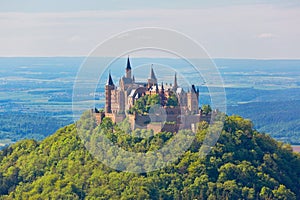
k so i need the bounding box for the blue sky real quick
[0,0,300,58]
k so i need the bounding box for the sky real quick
[0,0,300,58]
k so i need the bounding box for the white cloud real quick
[256,33,277,39]
[0,5,300,58]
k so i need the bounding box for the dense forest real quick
[227,99,300,144]
[0,111,300,199]
[0,112,72,143]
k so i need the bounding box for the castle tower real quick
[148,65,157,88]
[126,57,132,79]
[187,84,199,114]
[105,72,115,113]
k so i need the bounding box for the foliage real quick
[129,94,160,115]
[0,112,72,144]
[227,99,300,144]
[129,94,178,115]
[0,112,300,199]
[166,93,178,107]
[202,104,212,115]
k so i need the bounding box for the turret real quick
[150,67,157,80]
[105,72,115,113]
[191,84,200,99]
[107,72,114,87]
[191,84,196,93]
[148,65,157,88]
[187,84,199,114]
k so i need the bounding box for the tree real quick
[147,94,160,106]
[259,186,273,200]
[202,104,212,115]
[272,185,296,200]
[166,93,178,107]
[100,117,114,131]
[1,114,300,199]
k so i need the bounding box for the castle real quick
[94,57,213,133]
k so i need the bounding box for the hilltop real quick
[0,112,300,199]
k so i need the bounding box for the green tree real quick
[201,104,212,115]
[166,93,178,107]
[1,113,300,199]
[272,185,296,200]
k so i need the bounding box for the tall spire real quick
[150,65,157,80]
[107,72,114,86]
[173,73,178,89]
[126,56,131,70]
[125,56,132,79]
[147,64,157,88]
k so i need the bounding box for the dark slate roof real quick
[126,57,131,70]
[150,67,157,80]
[107,73,114,86]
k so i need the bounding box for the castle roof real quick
[129,89,136,97]
[173,73,178,89]
[126,57,131,70]
[150,66,157,80]
[107,73,114,86]
[121,76,133,85]
[148,83,173,92]
[191,85,197,93]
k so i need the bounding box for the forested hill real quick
[0,113,300,199]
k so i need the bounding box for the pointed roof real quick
[150,65,157,80]
[191,84,197,93]
[107,72,114,86]
[173,73,178,88]
[126,56,131,70]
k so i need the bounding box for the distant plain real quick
[0,57,299,147]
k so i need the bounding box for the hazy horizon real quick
[1,56,300,61]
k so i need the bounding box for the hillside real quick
[0,112,300,199]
